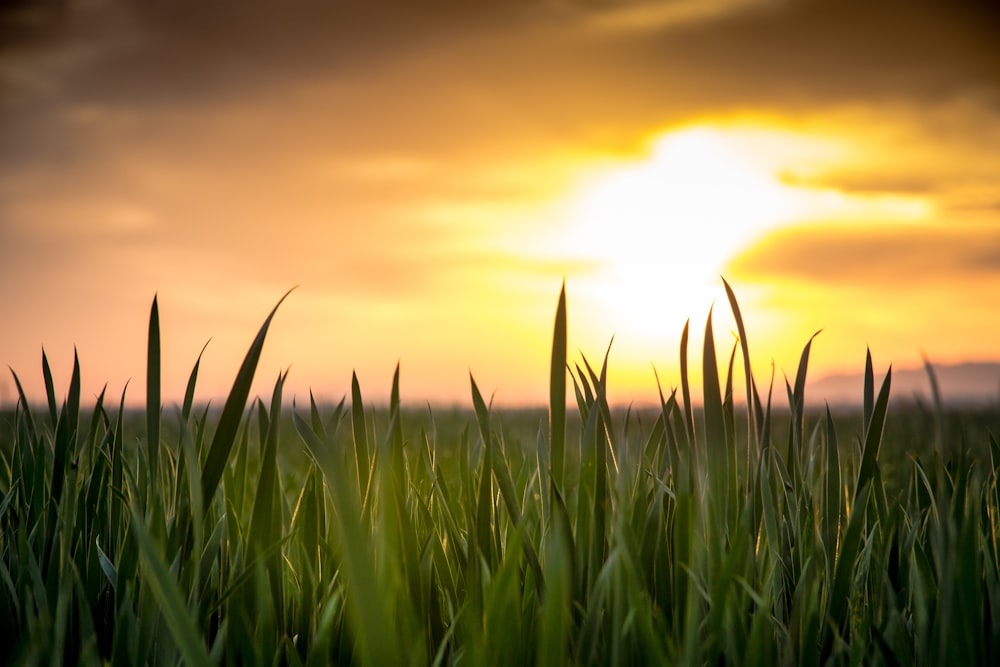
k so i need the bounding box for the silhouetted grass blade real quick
[182,340,210,424]
[550,281,567,494]
[200,289,293,511]
[723,277,761,450]
[864,348,874,433]
[146,296,161,482]
[857,367,891,493]
[679,319,695,447]
[470,374,496,571]
[702,307,726,487]
[49,350,80,509]
[41,349,58,428]
[351,371,369,495]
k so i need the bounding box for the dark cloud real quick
[6,0,997,117]
[728,221,1000,284]
[4,0,1000,301]
[613,0,1000,111]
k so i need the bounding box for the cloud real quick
[577,0,776,33]
[728,221,1000,285]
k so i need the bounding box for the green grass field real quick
[2,282,999,665]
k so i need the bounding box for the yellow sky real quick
[1,0,999,407]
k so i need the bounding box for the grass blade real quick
[702,307,727,498]
[200,288,293,511]
[146,296,161,483]
[679,319,695,448]
[351,371,370,495]
[41,349,58,428]
[723,277,761,455]
[857,367,891,493]
[125,467,212,667]
[550,281,567,495]
[182,339,211,424]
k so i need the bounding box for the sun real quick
[562,125,819,343]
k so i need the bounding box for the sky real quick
[2,0,999,409]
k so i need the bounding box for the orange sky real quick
[2,0,999,408]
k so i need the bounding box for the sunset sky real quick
[2,0,999,408]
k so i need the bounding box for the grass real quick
[1,280,1000,665]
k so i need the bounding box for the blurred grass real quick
[1,284,1000,665]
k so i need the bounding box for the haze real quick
[2,0,999,408]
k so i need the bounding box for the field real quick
[2,283,1000,665]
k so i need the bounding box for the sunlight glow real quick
[559,123,933,348]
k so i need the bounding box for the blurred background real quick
[2,0,999,408]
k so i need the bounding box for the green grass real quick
[2,281,1000,665]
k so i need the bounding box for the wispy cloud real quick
[729,221,1000,285]
[577,0,776,33]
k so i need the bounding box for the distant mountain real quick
[807,362,1000,407]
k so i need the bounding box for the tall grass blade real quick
[679,319,695,447]
[350,372,370,494]
[550,281,567,495]
[42,349,58,427]
[146,296,161,483]
[50,349,80,509]
[702,307,727,509]
[790,332,819,452]
[863,349,875,434]
[723,277,761,452]
[823,404,841,567]
[922,355,945,463]
[182,340,210,424]
[857,367,892,493]
[471,379,496,572]
[200,289,293,510]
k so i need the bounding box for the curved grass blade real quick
[792,331,820,417]
[790,331,820,445]
[723,277,761,451]
[200,288,293,511]
[182,339,211,424]
[470,375,495,570]
[9,368,37,448]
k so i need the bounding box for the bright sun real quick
[520,121,935,392]
[564,126,810,341]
